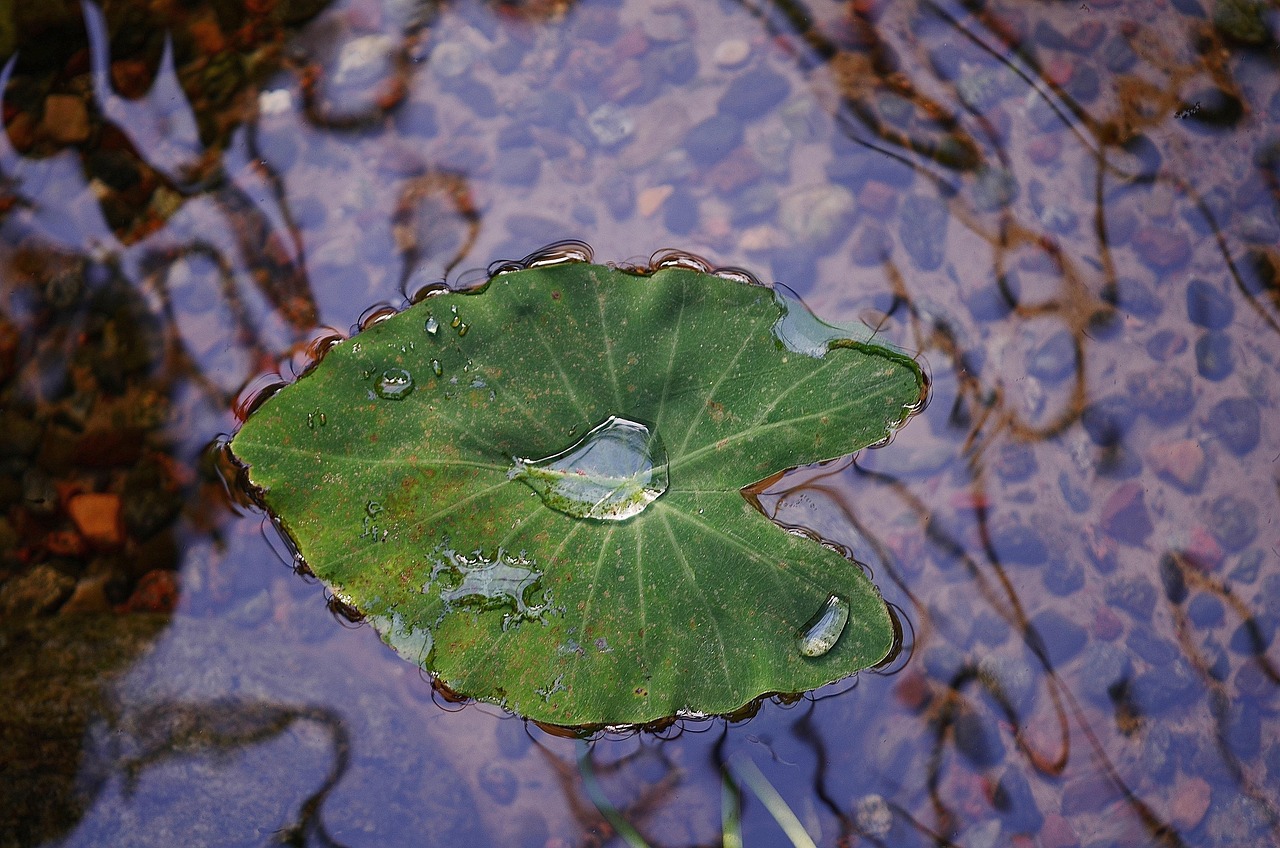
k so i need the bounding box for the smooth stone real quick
[1058,471,1090,513]
[1126,366,1194,425]
[778,184,855,247]
[662,188,699,235]
[953,707,1004,767]
[1145,328,1188,361]
[1188,593,1225,627]
[1077,642,1131,706]
[1027,329,1077,383]
[1101,482,1152,546]
[1147,439,1206,492]
[494,148,541,186]
[994,443,1038,483]
[899,194,949,271]
[682,114,743,166]
[1186,279,1234,329]
[1205,396,1260,456]
[993,768,1044,833]
[1207,494,1259,553]
[977,654,1037,715]
[1043,558,1085,597]
[1132,226,1191,271]
[1158,553,1188,604]
[586,103,635,148]
[1129,658,1198,714]
[712,39,750,68]
[1102,276,1162,319]
[718,67,791,121]
[1027,609,1086,668]
[1102,34,1138,71]
[1195,332,1233,380]
[1127,629,1179,665]
[850,223,890,266]
[1105,577,1157,621]
[990,519,1048,565]
[1141,725,1176,783]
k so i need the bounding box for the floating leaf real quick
[231,262,925,726]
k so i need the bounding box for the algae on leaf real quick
[231,262,925,727]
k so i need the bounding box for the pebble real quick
[972,166,1019,212]
[990,519,1047,564]
[977,654,1037,715]
[1043,557,1084,596]
[636,185,674,217]
[1028,608,1087,668]
[1186,278,1234,329]
[899,194,948,271]
[1038,813,1080,848]
[1092,606,1124,641]
[67,492,124,548]
[713,39,751,69]
[953,706,1004,767]
[1208,494,1259,552]
[1105,577,1157,621]
[662,188,699,235]
[994,443,1038,483]
[0,564,76,617]
[1129,658,1198,714]
[1132,226,1191,271]
[1146,439,1205,492]
[1188,593,1225,627]
[1128,628,1179,665]
[1205,396,1260,456]
[1145,328,1187,361]
[586,103,635,148]
[717,66,791,121]
[1194,332,1233,380]
[850,223,890,266]
[494,148,541,186]
[1077,642,1131,705]
[1103,276,1162,319]
[1100,482,1152,546]
[682,113,743,166]
[41,94,92,144]
[1027,329,1077,383]
[1170,777,1212,832]
[1141,725,1176,782]
[854,794,893,839]
[992,768,1043,833]
[1058,471,1091,512]
[1126,366,1194,425]
[778,184,855,247]
[429,40,474,80]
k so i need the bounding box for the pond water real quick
[1,0,1278,845]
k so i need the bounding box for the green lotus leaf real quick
[230,262,925,726]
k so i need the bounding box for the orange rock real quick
[1169,776,1211,831]
[67,492,124,548]
[41,94,91,144]
[1147,439,1205,492]
[637,185,674,218]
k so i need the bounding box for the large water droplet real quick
[375,367,414,399]
[797,593,849,658]
[772,284,873,358]
[512,416,668,521]
[425,315,440,335]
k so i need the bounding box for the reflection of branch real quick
[108,699,353,848]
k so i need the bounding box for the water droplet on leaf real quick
[798,593,849,658]
[431,359,443,377]
[512,416,668,521]
[425,315,439,335]
[375,368,415,400]
[772,284,873,358]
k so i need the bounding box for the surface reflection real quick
[1,0,1278,844]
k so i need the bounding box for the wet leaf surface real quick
[231,262,924,725]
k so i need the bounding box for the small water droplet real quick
[306,409,328,429]
[469,378,487,389]
[797,594,850,658]
[431,359,443,377]
[425,315,439,335]
[366,501,383,517]
[375,368,415,400]
[457,321,469,336]
[351,342,362,353]
[512,416,668,521]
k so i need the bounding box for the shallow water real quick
[1,0,1278,845]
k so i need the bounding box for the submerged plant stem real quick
[577,741,653,848]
